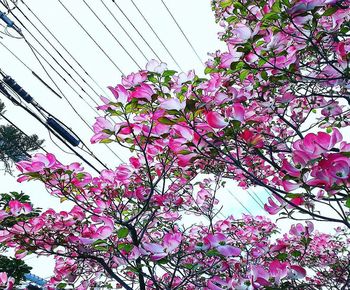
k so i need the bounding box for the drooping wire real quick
[246,189,264,210]
[11,0,106,104]
[0,67,110,169]
[0,40,62,100]
[4,4,103,109]
[109,0,162,62]
[81,0,142,70]
[2,1,126,164]
[0,31,125,164]
[99,0,148,62]
[0,81,101,173]
[129,0,183,71]
[160,0,204,66]
[56,0,125,75]
[19,0,108,96]
[227,189,253,215]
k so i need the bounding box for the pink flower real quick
[16,153,57,173]
[122,71,147,88]
[107,84,129,105]
[8,200,32,216]
[269,260,288,283]
[206,111,228,129]
[146,59,167,74]
[288,265,307,280]
[203,233,241,257]
[143,233,182,261]
[225,103,245,122]
[130,83,154,102]
[160,98,186,111]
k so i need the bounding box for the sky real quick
[0,0,275,280]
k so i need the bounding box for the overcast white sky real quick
[0,0,272,280]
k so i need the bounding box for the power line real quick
[0,3,125,164]
[227,189,253,215]
[246,189,264,210]
[130,0,183,71]
[81,0,142,70]
[56,0,124,75]
[12,0,106,104]
[109,0,162,62]
[0,41,62,100]
[0,32,125,165]
[100,0,148,62]
[160,0,204,66]
[0,80,101,174]
[4,3,103,108]
[20,0,108,96]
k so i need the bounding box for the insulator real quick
[47,117,80,147]
[3,76,34,103]
[0,11,14,27]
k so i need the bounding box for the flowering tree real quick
[1,0,350,289]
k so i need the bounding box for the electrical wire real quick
[109,0,162,62]
[81,0,142,70]
[246,189,264,210]
[0,33,124,164]
[11,0,106,104]
[4,3,103,109]
[56,0,124,75]
[0,41,62,100]
[100,0,148,62]
[19,0,108,96]
[130,0,183,71]
[227,189,253,215]
[0,67,108,170]
[160,0,204,66]
[0,79,101,174]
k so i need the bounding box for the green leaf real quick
[345,198,350,208]
[291,250,301,257]
[220,0,233,8]
[162,70,177,77]
[117,228,129,239]
[276,252,288,261]
[158,117,176,125]
[261,70,268,81]
[100,138,113,144]
[206,249,220,257]
[263,12,279,21]
[118,243,133,253]
[323,6,338,16]
[272,0,281,13]
[239,69,249,82]
[57,283,67,289]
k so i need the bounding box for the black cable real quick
[1,2,125,164]
[160,0,204,66]
[20,0,108,96]
[227,189,253,215]
[0,39,125,164]
[130,0,183,71]
[110,0,162,62]
[0,41,62,100]
[0,81,101,174]
[246,189,264,210]
[81,0,141,70]
[100,0,148,62]
[56,0,124,75]
[4,3,103,109]
[12,0,105,105]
